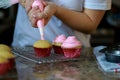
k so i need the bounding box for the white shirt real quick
[12,0,111,47]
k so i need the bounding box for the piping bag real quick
[32,0,45,40]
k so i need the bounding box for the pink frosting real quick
[61,36,81,48]
[53,34,66,43]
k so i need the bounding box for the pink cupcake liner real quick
[62,48,81,58]
[53,45,64,54]
[34,47,52,57]
[0,63,8,75]
[7,58,15,70]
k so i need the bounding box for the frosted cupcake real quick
[53,34,66,54]
[33,40,52,57]
[61,36,82,58]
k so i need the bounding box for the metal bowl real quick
[104,50,120,63]
[99,45,120,63]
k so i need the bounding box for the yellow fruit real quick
[0,51,15,59]
[0,44,11,51]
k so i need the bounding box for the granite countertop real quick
[0,47,119,80]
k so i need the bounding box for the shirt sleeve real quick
[84,0,112,10]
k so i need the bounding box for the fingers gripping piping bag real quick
[32,0,45,40]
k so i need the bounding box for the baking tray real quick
[11,46,87,65]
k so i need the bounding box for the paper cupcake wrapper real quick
[34,47,52,57]
[7,58,15,70]
[62,48,81,58]
[0,63,8,75]
[53,45,64,54]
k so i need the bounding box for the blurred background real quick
[0,1,120,47]
[0,4,18,46]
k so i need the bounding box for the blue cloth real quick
[94,46,120,73]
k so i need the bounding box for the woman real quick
[13,0,111,80]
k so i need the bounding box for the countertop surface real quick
[0,47,120,80]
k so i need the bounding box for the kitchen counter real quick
[0,68,17,80]
[0,47,120,80]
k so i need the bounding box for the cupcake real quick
[0,51,15,70]
[33,40,52,57]
[0,57,8,75]
[0,44,15,70]
[53,34,66,54]
[61,36,82,58]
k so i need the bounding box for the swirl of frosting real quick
[61,36,81,48]
[53,34,66,43]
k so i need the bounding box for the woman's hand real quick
[28,1,57,27]
[19,0,26,7]
[20,0,58,27]
[19,0,34,13]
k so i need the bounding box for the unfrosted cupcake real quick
[61,36,82,58]
[0,50,15,70]
[33,40,52,57]
[0,44,11,51]
[52,34,66,54]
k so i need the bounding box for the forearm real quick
[55,6,105,34]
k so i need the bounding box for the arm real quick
[20,0,107,34]
[55,7,105,34]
